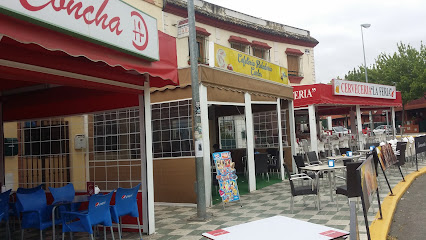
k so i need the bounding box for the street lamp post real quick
[361,23,371,83]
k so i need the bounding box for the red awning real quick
[228,36,251,45]
[286,48,304,56]
[293,84,402,110]
[251,40,271,49]
[0,13,178,89]
[196,27,211,36]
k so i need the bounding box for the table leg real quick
[328,171,333,202]
[332,170,336,202]
[52,205,58,240]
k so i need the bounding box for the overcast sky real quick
[204,0,426,83]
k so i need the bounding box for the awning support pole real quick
[245,93,256,192]
[356,106,364,150]
[308,105,318,154]
[288,100,297,173]
[276,98,284,180]
[391,107,396,139]
[199,84,212,207]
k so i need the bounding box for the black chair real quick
[267,149,281,177]
[306,151,321,165]
[293,155,316,179]
[255,153,269,181]
[283,163,320,213]
[335,162,362,211]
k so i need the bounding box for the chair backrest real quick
[293,155,306,171]
[49,183,76,204]
[17,184,43,194]
[0,189,12,220]
[16,188,47,212]
[365,142,379,149]
[254,153,269,174]
[282,164,295,195]
[114,184,141,218]
[396,142,407,166]
[306,151,319,164]
[266,148,278,158]
[346,162,362,198]
[88,191,114,226]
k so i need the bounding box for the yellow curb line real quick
[370,166,426,239]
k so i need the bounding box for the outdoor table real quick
[202,215,349,240]
[300,163,346,202]
[326,154,362,161]
[52,195,90,240]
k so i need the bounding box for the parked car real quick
[332,126,349,135]
[373,125,393,135]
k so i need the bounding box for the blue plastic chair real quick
[110,184,142,240]
[16,188,56,240]
[13,184,44,229]
[61,191,115,240]
[49,183,81,212]
[1,189,12,240]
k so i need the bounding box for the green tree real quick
[345,42,426,133]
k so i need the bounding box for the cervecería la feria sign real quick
[333,79,396,99]
[0,0,159,61]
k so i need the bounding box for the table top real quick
[202,216,349,240]
[300,163,346,171]
[326,154,362,161]
[357,149,372,153]
[53,195,90,206]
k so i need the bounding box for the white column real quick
[199,84,212,206]
[308,105,318,154]
[139,76,155,234]
[327,116,333,130]
[391,107,396,139]
[356,105,363,150]
[288,101,297,173]
[276,98,284,180]
[244,93,256,192]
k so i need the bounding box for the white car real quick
[373,125,392,135]
[332,126,349,135]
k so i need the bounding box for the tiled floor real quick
[2,156,425,240]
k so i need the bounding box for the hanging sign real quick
[212,151,240,203]
[214,44,289,85]
[0,0,159,61]
[333,79,396,99]
[177,18,189,38]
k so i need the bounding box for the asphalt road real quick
[388,174,426,240]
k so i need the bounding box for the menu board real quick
[212,151,240,203]
[359,155,378,211]
[376,143,397,171]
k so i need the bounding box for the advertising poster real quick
[378,143,397,170]
[360,156,378,211]
[212,151,240,203]
[214,44,289,85]
[415,135,426,154]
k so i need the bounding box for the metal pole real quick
[361,26,368,83]
[187,0,207,220]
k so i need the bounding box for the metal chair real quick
[62,191,115,240]
[334,162,362,211]
[283,163,320,213]
[0,189,12,240]
[110,184,143,240]
[255,153,269,181]
[306,151,322,165]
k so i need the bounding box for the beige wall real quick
[124,0,164,30]
[66,116,87,191]
[163,12,316,85]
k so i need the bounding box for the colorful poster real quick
[214,44,289,85]
[212,151,240,203]
[360,155,378,210]
[377,143,397,170]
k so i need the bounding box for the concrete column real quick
[350,109,356,134]
[308,105,318,154]
[276,98,284,180]
[288,101,297,173]
[327,116,333,130]
[391,107,396,139]
[356,105,364,150]
[244,93,256,192]
[199,84,212,206]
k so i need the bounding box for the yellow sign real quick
[214,44,288,85]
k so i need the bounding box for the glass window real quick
[151,99,194,158]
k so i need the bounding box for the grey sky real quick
[204,0,426,83]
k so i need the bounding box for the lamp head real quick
[361,24,371,28]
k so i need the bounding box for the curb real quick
[369,166,426,239]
